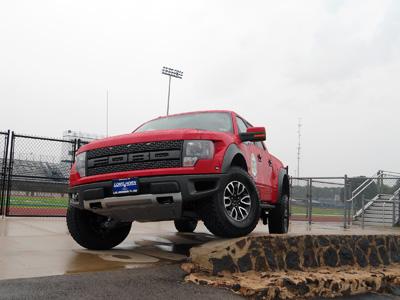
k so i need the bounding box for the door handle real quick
[257,154,262,162]
[268,159,273,167]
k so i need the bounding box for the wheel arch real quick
[277,167,290,204]
[221,144,248,173]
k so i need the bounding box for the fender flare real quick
[221,144,246,173]
[277,167,290,204]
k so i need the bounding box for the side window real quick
[236,117,248,133]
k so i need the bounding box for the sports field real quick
[9,195,68,208]
[291,205,343,216]
[4,196,344,220]
[6,195,67,216]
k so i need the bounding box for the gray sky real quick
[1,0,399,177]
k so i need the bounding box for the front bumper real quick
[69,173,226,222]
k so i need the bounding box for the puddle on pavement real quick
[64,233,215,275]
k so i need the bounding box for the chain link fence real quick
[0,131,10,215]
[291,173,400,228]
[290,177,345,225]
[5,133,76,217]
[0,129,399,225]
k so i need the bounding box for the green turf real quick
[291,205,343,216]
[7,196,345,214]
[9,196,68,208]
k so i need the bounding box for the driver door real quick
[236,117,270,201]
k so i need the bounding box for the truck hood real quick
[77,129,233,153]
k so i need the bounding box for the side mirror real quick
[239,127,266,142]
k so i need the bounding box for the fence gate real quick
[0,131,10,216]
[5,133,76,217]
[290,177,346,225]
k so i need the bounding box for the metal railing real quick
[345,170,400,228]
[291,172,400,229]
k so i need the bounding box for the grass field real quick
[291,204,343,216]
[9,195,68,208]
[7,196,343,217]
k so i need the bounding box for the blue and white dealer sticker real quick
[112,178,138,195]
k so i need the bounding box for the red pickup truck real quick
[67,110,290,250]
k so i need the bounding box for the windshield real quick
[135,112,233,133]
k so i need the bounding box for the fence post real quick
[347,176,352,226]
[343,175,348,229]
[378,170,383,195]
[308,178,312,227]
[5,132,15,216]
[392,195,395,227]
[361,194,365,229]
[0,130,11,218]
[289,177,293,217]
[72,139,77,163]
[398,192,400,225]
[398,192,400,226]
[348,178,353,227]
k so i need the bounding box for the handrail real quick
[380,170,400,176]
[351,170,381,198]
[388,186,400,202]
[347,178,376,203]
[354,195,377,218]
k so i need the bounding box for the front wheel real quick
[201,167,260,238]
[268,194,289,234]
[67,206,132,250]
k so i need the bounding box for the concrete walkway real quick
[0,218,398,280]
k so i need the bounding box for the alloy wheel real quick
[223,180,252,222]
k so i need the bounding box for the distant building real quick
[62,130,105,163]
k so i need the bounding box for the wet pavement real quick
[0,217,399,280]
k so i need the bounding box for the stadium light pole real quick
[161,67,183,115]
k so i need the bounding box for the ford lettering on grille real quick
[88,150,181,168]
[86,140,183,176]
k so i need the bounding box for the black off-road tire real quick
[200,167,260,238]
[268,194,289,234]
[67,206,132,250]
[174,219,198,233]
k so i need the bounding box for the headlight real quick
[75,152,86,177]
[183,140,214,167]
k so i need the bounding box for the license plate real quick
[112,178,139,195]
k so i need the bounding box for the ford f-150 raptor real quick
[67,110,290,250]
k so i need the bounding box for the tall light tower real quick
[162,66,183,115]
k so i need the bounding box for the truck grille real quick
[86,140,183,176]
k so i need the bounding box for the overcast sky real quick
[1,0,399,177]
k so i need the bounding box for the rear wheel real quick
[201,167,260,238]
[174,219,198,233]
[67,206,132,250]
[268,194,289,234]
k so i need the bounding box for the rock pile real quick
[183,234,400,299]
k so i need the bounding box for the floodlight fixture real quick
[161,66,183,115]
[162,66,183,79]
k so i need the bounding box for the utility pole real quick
[161,67,183,115]
[297,118,302,178]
